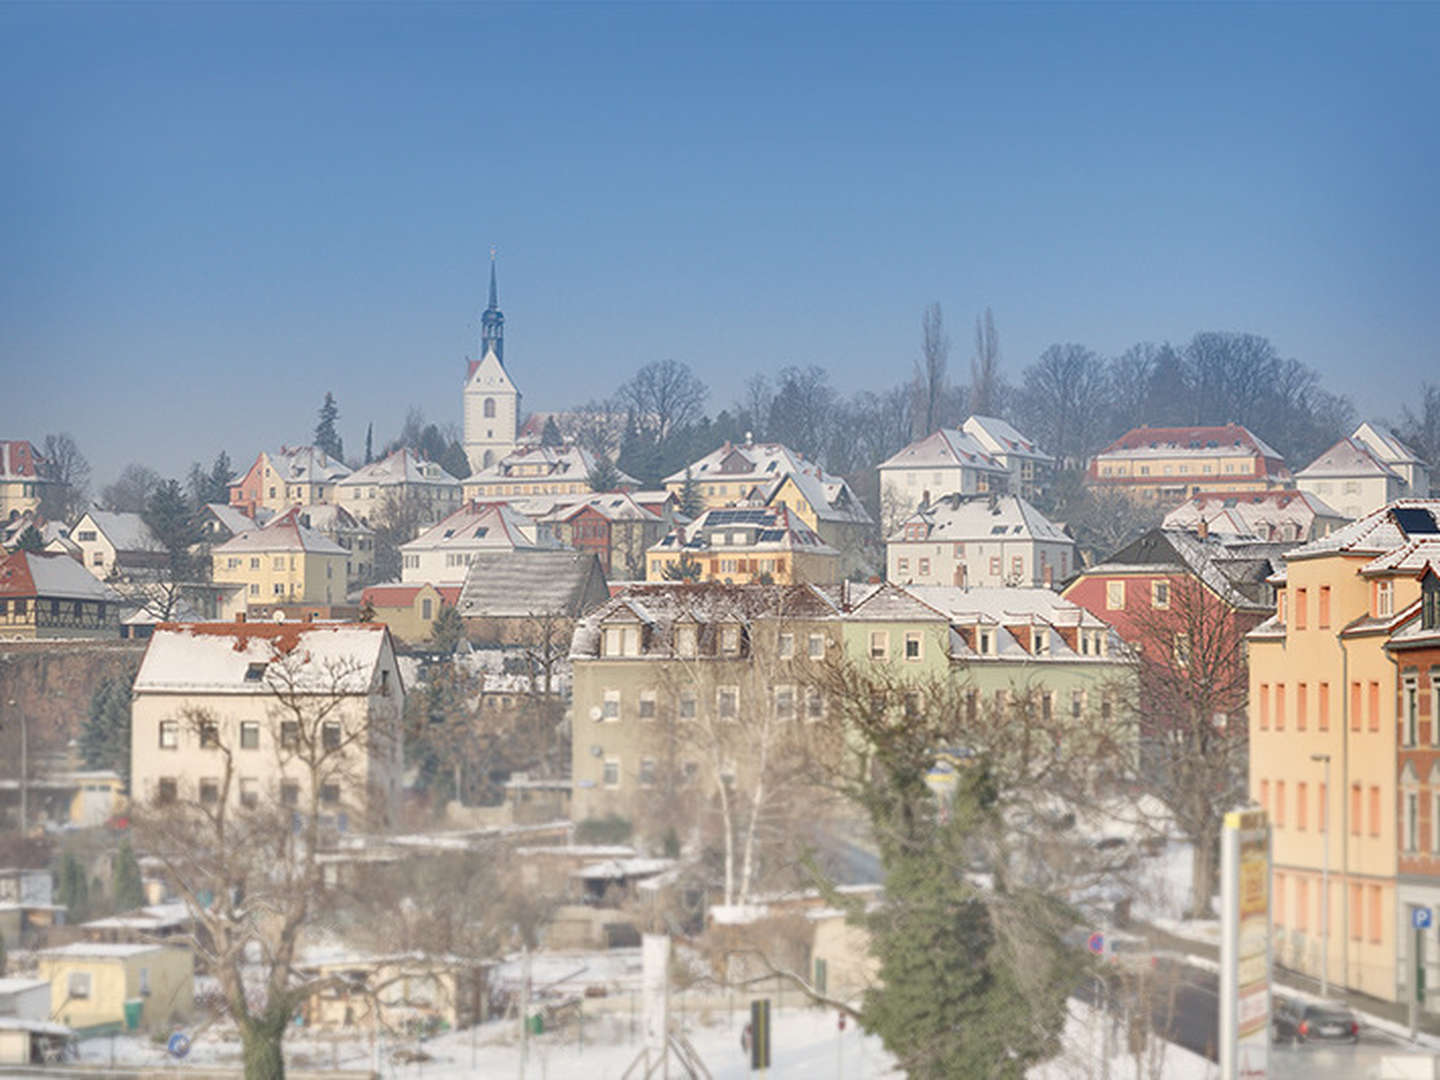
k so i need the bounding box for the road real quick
[1081,961,1427,1078]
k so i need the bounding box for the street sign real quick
[167,1033,191,1059]
[1414,908,1433,931]
[1086,930,1105,955]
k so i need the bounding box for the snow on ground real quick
[71,1000,1214,1078]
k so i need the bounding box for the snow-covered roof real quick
[468,444,635,486]
[268,445,351,483]
[455,549,607,618]
[766,467,872,525]
[962,415,1054,465]
[1295,436,1402,481]
[1162,489,1346,541]
[402,502,555,554]
[338,448,462,490]
[664,441,816,485]
[204,503,257,536]
[290,503,371,535]
[39,942,173,959]
[214,509,348,555]
[650,505,836,555]
[888,493,1071,545]
[878,428,1008,474]
[0,977,48,996]
[80,902,191,932]
[0,551,123,602]
[903,584,1109,628]
[574,857,675,881]
[1361,536,1440,577]
[0,1017,74,1037]
[1353,422,1425,468]
[1284,500,1440,560]
[80,511,157,553]
[548,492,661,524]
[1093,424,1284,463]
[133,622,392,695]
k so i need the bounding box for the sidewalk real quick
[1146,920,1440,1045]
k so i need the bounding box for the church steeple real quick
[481,247,505,365]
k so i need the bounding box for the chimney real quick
[1197,518,1209,541]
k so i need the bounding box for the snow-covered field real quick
[71,999,1214,1079]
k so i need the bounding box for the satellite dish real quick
[590,706,603,722]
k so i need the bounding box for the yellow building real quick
[645,506,842,585]
[0,441,62,523]
[212,508,350,606]
[1088,424,1292,506]
[359,582,460,644]
[1248,500,1440,1002]
[463,444,635,501]
[228,446,352,518]
[299,952,488,1032]
[37,943,193,1033]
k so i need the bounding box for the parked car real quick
[1272,997,1360,1044]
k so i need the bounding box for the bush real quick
[574,815,633,845]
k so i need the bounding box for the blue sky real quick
[3,2,1437,486]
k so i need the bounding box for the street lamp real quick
[1312,752,1332,998]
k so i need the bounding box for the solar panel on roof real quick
[1394,508,1439,536]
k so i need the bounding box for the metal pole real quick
[1411,922,1421,1042]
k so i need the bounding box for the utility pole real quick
[1312,752,1331,998]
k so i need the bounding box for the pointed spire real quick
[488,245,499,311]
[480,246,505,365]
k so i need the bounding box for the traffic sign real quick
[167,1033,191,1059]
[1414,908,1433,931]
[1086,931,1105,955]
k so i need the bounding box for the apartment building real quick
[335,448,464,527]
[1086,424,1291,505]
[886,493,1075,589]
[1297,424,1431,521]
[877,428,1010,530]
[211,510,350,606]
[228,446,352,518]
[645,506,842,586]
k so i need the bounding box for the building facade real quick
[0,551,121,640]
[1297,424,1431,521]
[211,511,350,605]
[69,511,167,581]
[335,448,464,527]
[463,444,632,502]
[877,428,1011,531]
[462,258,520,474]
[1161,489,1349,544]
[961,415,1055,501]
[1086,424,1291,505]
[541,493,667,581]
[228,446,352,518]
[646,506,842,586]
[886,493,1076,589]
[399,502,556,585]
[0,441,61,523]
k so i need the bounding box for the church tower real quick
[463,251,520,475]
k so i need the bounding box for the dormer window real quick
[1033,628,1049,656]
[977,629,993,656]
[245,663,268,683]
[720,625,741,656]
[1376,579,1394,619]
[1423,572,1440,631]
[676,625,698,657]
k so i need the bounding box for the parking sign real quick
[1414,908,1433,931]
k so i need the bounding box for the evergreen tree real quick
[142,479,201,579]
[429,605,465,653]
[315,392,344,461]
[81,675,134,789]
[208,451,236,501]
[540,416,564,447]
[111,841,145,911]
[56,853,90,922]
[587,454,621,493]
[364,422,374,465]
[14,525,43,553]
[679,466,704,518]
[440,440,471,480]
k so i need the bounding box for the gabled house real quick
[69,511,166,581]
[130,620,406,826]
[961,416,1055,501]
[228,446,352,518]
[400,501,558,585]
[540,493,667,581]
[1086,423,1291,505]
[287,504,375,589]
[886,493,1075,589]
[0,551,122,639]
[335,448,464,527]
[1297,424,1431,520]
[877,428,1010,531]
[211,508,350,605]
[462,444,632,502]
[455,550,609,645]
[1162,489,1348,544]
[646,506,842,586]
[358,582,461,645]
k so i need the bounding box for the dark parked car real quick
[1272,997,1360,1044]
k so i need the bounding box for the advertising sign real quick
[1220,809,1270,1080]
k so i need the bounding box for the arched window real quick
[482,450,495,469]
[483,398,496,419]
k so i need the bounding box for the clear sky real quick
[4,2,1437,487]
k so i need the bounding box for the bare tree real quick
[616,359,708,444]
[1016,343,1113,470]
[765,365,836,464]
[970,306,1001,416]
[368,492,428,583]
[741,374,775,440]
[99,463,162,514]
[135,653,401,1079]
[39,433,90,522]
[1396,382,1440,494]
[915,302,949,437]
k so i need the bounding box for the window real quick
[1434,674,1440,746]
[1351,682,1362,731]
[918,558,930,576]
[280,721,300,749]
[1319,585,1331,629]
[239,777,259,808]
[807,633,825,660]
[200,721,220,748]
[1405,677,1419,746]
[679,690,697,720]
[1350,883,1363,941]
[421,597,432,620]
[602,758,620,788]
[245,662,268,683]
[1259,684,1270,729]
[199,779,219,805]
[638,689,656,720]
[322,721,342,751]
[990,556,1002,577]
[602,689,621,721]
[1407,792,1419,851]
[1297,683,1308,731]
[157,778,177,805]
[281,782,300,807]
[1274,684,1286,731]
[1351,784,1362,835]
[139,967,150,996]
[1369,785,1381,837]
[1071,689,1084,719]
[639,758,656,787]
[1106,581,1125,610]
[1274,780,1286,826]
[1033,628,1049,656]
[320,783,340,805]
[774,685,795,720]
[904,632,923,661]
[1369,884,1383,943]
[1011,555,1023,578]
[1297,781,1308,830]
[977,629,992,655]
[379,669,390,697]
[676,625,697,657]
[720,625,741,655]
[68,972,92,1000]
[717,686,738,720]
[159,721,179,749]
[806,686,824,722]
[1294,587,1307,629]
[1319,682,1330,731]
[869,631,889,660]
[240,722,260,750]
[778,632,795,659]
[1259,779,1270,814]
[483,397,496,418]
[1377,580,1394,618]
[1369,681,1380,731]
[1151,580,1170,609]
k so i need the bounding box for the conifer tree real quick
[315,392,344,462]
[111,841,145,911]
[364,422,374,465]
[56,853,90,922]
[81,675,134,789]
[680,466,704,518]
[541,416,564,447]
[587,455,621,493]
[142,479,201,579]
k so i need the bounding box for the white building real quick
[462,259,520,474]
[1296,423,1430,521]
[399,501,558,585]
[961,416,1055,501]
[877,428,1010,531]
[337,448,464,527]
[69,511,166,581]
[1161,489,1349,544]
[886,494,1076,589]
[130,621,405,826]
